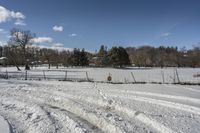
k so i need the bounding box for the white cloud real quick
[0,6,11,23]
[69,33,77,37]
[10,11,25,19]
[31,37,71,52]
[52,46,73,52]
[0,41,7,46]
[51,43,64,47]
[31,37,53,43]
[52,25,63,32]
[14,19,26,26]
[160,32,170,37]
[0,5,25,25]
[0,28,4,32]
[32,44,73,52]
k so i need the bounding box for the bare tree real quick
[9,28,35,70]
[40,48,55,69]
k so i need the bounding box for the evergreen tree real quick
[71,48,89,66]
[80,49,89,66]
[109,47,130,68]
[96,45,110,66]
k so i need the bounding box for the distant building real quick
[89,57,98,66]
[0,57,7,66]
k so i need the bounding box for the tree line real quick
[126,46,200,67]
[0,28,200,69]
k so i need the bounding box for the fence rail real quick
[0,70,92,82]
[0,68,200,85]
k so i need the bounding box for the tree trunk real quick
[8,53,21,71]
[23,47,30,70]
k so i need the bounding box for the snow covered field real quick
[0,79,200,133]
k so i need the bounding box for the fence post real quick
[6,70,8,79]
[25,71,27,80]
[173,70,176,83]
[175,69,180,83]
[43,70,46,80]
[86,71,89,81]
[65,71,67,80]
[131,72,136,83]
[161,70,165,83]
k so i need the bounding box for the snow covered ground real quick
[0,115,10,133]
[0,79,200,133]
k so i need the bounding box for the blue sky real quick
[0,0,200,51]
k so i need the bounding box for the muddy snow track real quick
[0,80,200,133]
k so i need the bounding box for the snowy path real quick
[0,79,200,133]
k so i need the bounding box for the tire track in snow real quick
[92,83,176,133]
[41,105,97,133]
[106,89,200,105]
[0,85,93,133]
[22,85,136,133]
[0,87,125,133]
[1,82,161,133]
[25,87,143,133]
[21,82,176,133]
[109,94,200,115]
[43,96,126,133]
[0,115,12,133]
[2,91,103,133]
[183,87,200,93]
[0,107,18,133]
[30,85,157,133]
[6,84,199,133]
[44,88,199,132]
[1,80,199,133]
[164,84,200,93]
[0,97,57,133]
